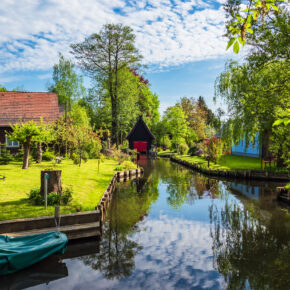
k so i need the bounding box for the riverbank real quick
[0,159,121,221]
[166,155,289,182]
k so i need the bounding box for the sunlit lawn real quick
[0,159,118,221]
[174,154,268,171]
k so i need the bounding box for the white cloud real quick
[0,0,230,74]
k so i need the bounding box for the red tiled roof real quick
[0,92,61,126]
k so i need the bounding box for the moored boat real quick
[0,232,68,275]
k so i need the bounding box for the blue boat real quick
[0,232,68,275]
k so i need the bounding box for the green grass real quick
[0,159,119,221]
[175,154,266,171]
[158,150,176,156]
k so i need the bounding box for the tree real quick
[9,120,53,169]
[270,108,290,167]
[224,0,285,53]
[0,85,7,92]
[68,105,100,166]
[178,97,207,140]
[215,59,289,166]
[49,53,85,120]
[163,105,189,150]
[71,24,142,146]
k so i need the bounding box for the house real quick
[126,116,155,153]
[0,91,61,153]
[215,124,261,158]
[231,134,261,158]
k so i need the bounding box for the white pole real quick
[44,173,48,209]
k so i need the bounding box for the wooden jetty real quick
[0,168,144,240]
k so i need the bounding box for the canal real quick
[1,158,290,289]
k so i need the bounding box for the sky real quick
[0,0,239,113]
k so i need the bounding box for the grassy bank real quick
[0,159,119,221]
[160,152,282,172]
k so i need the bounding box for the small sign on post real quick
[44,173,49,209]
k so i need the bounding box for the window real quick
[5,136,19,147]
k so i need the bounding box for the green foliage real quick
[28,186,73,206]
[121,160,136,170]
[0,85,7,91]
[61,187,73,205]
[9,120,54,169]
[163,105,189,150]
[71,24,142,145]
[204,137,222,164]
[0,146,13,165]
[270,108,290,168]
[215,59,289,162]
[188,145,199,156]
[177,143,189,155]
[49,53,85,112]
[42,150,55,161]
[28,188,43,205]
[114,166,123,171]
[224,0,284,52]
[47,192,61,206]
[68,105,101,166]
[163,135,171,149]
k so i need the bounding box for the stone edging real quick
[169,156,290,182]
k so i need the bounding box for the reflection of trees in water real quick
[156,160,224,208]
[209,201,290,289]
[80,171,159,280]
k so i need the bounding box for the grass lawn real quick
[158,150,176,156]
[0,159,119,221]
[174,154,275,171]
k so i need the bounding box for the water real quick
[1,158,290,289]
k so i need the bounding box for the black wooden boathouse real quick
[126,117,155,153]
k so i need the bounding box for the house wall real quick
[0,126,20,154]
[231,134,260,158]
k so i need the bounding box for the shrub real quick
[0,146,13,165]
[28,188,43,205]
[42,150,55,161]
[188,145,198,156]
[28,187,73,206]
[114,150,130,165]
[177,143,189,155]
[14,148,24,162]
[195,149,204,156]
[163,135,171,149]
[114,166,123,171]
[204,136,222,164]
[121,160,136,170]
[61,187,73,205]
[47,192,61,206]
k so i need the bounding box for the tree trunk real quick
[36,142,42,163]
[111,96,118,145]
[22,138,31,169]
[276,146,284,168]
[261,129,270,169]
[40,170,62,197]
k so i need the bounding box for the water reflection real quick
[0,158,289,290]
[209,201,290,289]
[80,167,159,280]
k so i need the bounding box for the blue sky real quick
[0,0,236,113]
